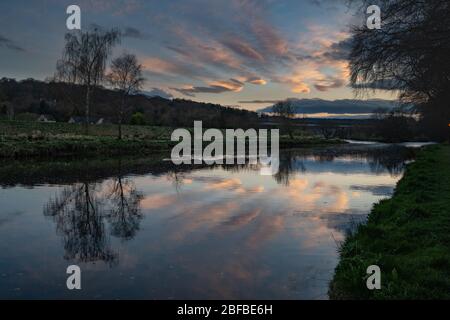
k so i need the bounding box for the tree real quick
[348,0,450,140]
[273,100,296,139]
[56,27,121,134]
[107,53,145,139]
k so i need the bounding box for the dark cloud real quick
[171,79,244,97]
[322,38,353,61]
[122,27,147,39]
[314,78,346,92]
[166,46,190,57]
[0,34,25,52]
[220,36,264,61]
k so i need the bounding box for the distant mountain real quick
[258,98,398,116]
[141,88,173,100]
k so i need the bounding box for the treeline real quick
[0,78,260,129]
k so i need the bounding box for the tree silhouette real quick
[107,53,145,139]
[348,0,450,140]
[273,100,296,139]
[44,183,117,265]
[56,26,121,134]
[105,176,144,240]
[44,172,143,264]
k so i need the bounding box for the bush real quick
[130,112,146,126]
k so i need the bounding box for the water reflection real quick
[44,182,118,265]
[43,168,143,265]
[106,177,143,240]
[0,144,418,299]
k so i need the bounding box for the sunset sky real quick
[0,0,394,110]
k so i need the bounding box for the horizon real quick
[0,0,397,112]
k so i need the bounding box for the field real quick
[0,120,173,139]
[330,144,450,299]
[0,120,343,159]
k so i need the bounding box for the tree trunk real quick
[118,94,125,140]
[7,104,14,121]
[85,85,91,135]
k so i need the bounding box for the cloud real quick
[314,78,346,92]
[75,0,142,16]
[122,27,147,39]
[321,38,353,61]
[171,76,267,97]
[245,76,267,85]
[171,79,244,97]
[8,0,357,100]
[220,36,265,61]
[142,56,216,79]
[0,34,25,52]
[238,100,283,104]
[131,1,354,97]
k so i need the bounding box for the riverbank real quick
[329,144,450,300]
[0,121,344,159]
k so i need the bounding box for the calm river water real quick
[0,143,419,299]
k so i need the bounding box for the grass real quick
[329,144,450,300]
[0,120,344,159]
[0,120,173,139]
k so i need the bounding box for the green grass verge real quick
[0,135,175,159]
[329,144,450,300]
[0,120,173,139]
[0,120,345,159]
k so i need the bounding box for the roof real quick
[38,114,56,121]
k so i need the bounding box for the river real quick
[0,143,422,299]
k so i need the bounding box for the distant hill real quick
[0,78,259,128]
[258,98,398,117]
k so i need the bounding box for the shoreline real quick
[329,144,450,300]
[0,137,344,159]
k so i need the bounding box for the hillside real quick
[0,78,259,129]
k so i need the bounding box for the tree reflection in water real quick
[105,177,143,240]
[41,145,414,266]
[44,171,143,266]
[273,145,415,186]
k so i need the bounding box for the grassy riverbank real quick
[330,144,450,300]
[0,120,344,159]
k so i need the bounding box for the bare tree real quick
[56,27,121,134]
[107,53,145,139]
[273,100,296,139]
[348,0,450,140]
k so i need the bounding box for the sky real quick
[0,0,394,111]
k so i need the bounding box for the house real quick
[37,114,56,123]
[68,116,106,125]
